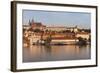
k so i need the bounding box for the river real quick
[23,45,91,62]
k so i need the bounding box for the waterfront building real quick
[76,32,90,40]
[51,37,78,45]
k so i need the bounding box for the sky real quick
[22,10,91,29]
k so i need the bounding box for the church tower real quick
[29,20,31,26]
[30,18,35,29]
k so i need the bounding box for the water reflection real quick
[23,45,91,62]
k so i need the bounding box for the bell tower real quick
[31,18,35,29]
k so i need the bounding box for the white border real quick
[17,3,96,69]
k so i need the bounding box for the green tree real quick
[33,29,41,32]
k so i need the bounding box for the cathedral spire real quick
[29,20,31,26]
[32,17,34,23]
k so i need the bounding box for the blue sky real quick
[22,10,91,29]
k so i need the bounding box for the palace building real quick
[23,19,78,33]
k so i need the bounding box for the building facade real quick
[23,19,90,45]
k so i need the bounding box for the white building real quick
[46,26,78,32]
[76,32,90,40]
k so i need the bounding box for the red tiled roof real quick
[31,22,46,27]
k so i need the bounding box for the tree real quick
[23,28,26,33]
[44,34,52,45]
[88,35,91,42]
[77,37,87,45]
[33,29,41,32]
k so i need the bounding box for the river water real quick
[23,45,91,62]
